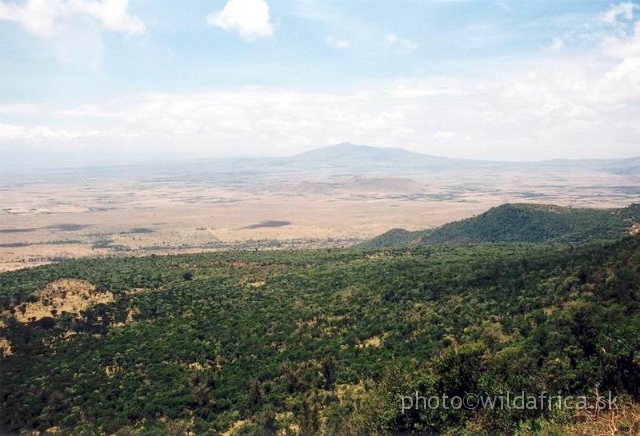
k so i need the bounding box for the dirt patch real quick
[631,224,640,235]
[335,382,367,402]
[105,364,123,378]
[0,336,12,357]
[0,261,52,273]
[356,336,382,348]
[8,279,114,323]
[275,412,300,436]
[222,419,250,436]
[187,362,211,371]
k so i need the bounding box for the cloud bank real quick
[0,0,146,36]
[1,2,640,168]
[207,0,274,40]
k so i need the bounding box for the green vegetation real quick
[1,204,639,435]
[363,203,640,248]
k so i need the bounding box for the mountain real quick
[286,142,480,171]
[291,142,439,162]
[289,142,640,170]
[362,203,640,248]
[605,156,640,175]
[5,142,638,180]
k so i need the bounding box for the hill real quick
[5,142,639,180]
[287,143,640,175]
[286,142,477,171]
[362,203,640,248]
[605,155,640,175]
[1,235,640,434]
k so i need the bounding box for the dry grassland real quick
[0,166,638,272]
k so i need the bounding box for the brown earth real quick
[0,167,638,272]
[7,278,114,323]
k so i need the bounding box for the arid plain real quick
[1,144,639,272]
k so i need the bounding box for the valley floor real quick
[1,164,638,272]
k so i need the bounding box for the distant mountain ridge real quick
[291,142,454,162]
[361,203,640,248]
[283,142,454,173]
[285,142,640,175]
[3,142,639,175]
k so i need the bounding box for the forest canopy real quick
[1,205,639,435]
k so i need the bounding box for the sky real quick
[0,0,639,168]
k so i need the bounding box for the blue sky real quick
[0,0,639,167]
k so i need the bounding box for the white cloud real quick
[8,58,633,162]
[4,3,640,163]
[388,79,477,98]
[386,32,418,53]
[601,2,636,25]
[0,0,146,37]
[0,104,41,114]
[602,20,640,58]
[0,123,79,140]
[73,0,146,34]
[599,3,640,59]
[207,0,273,41]
[325,36,349,49]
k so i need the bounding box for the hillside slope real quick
[363,203,640,248]
[1,236,639,434]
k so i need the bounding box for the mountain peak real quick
[321,142,379,151]
[288,143,457,170]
